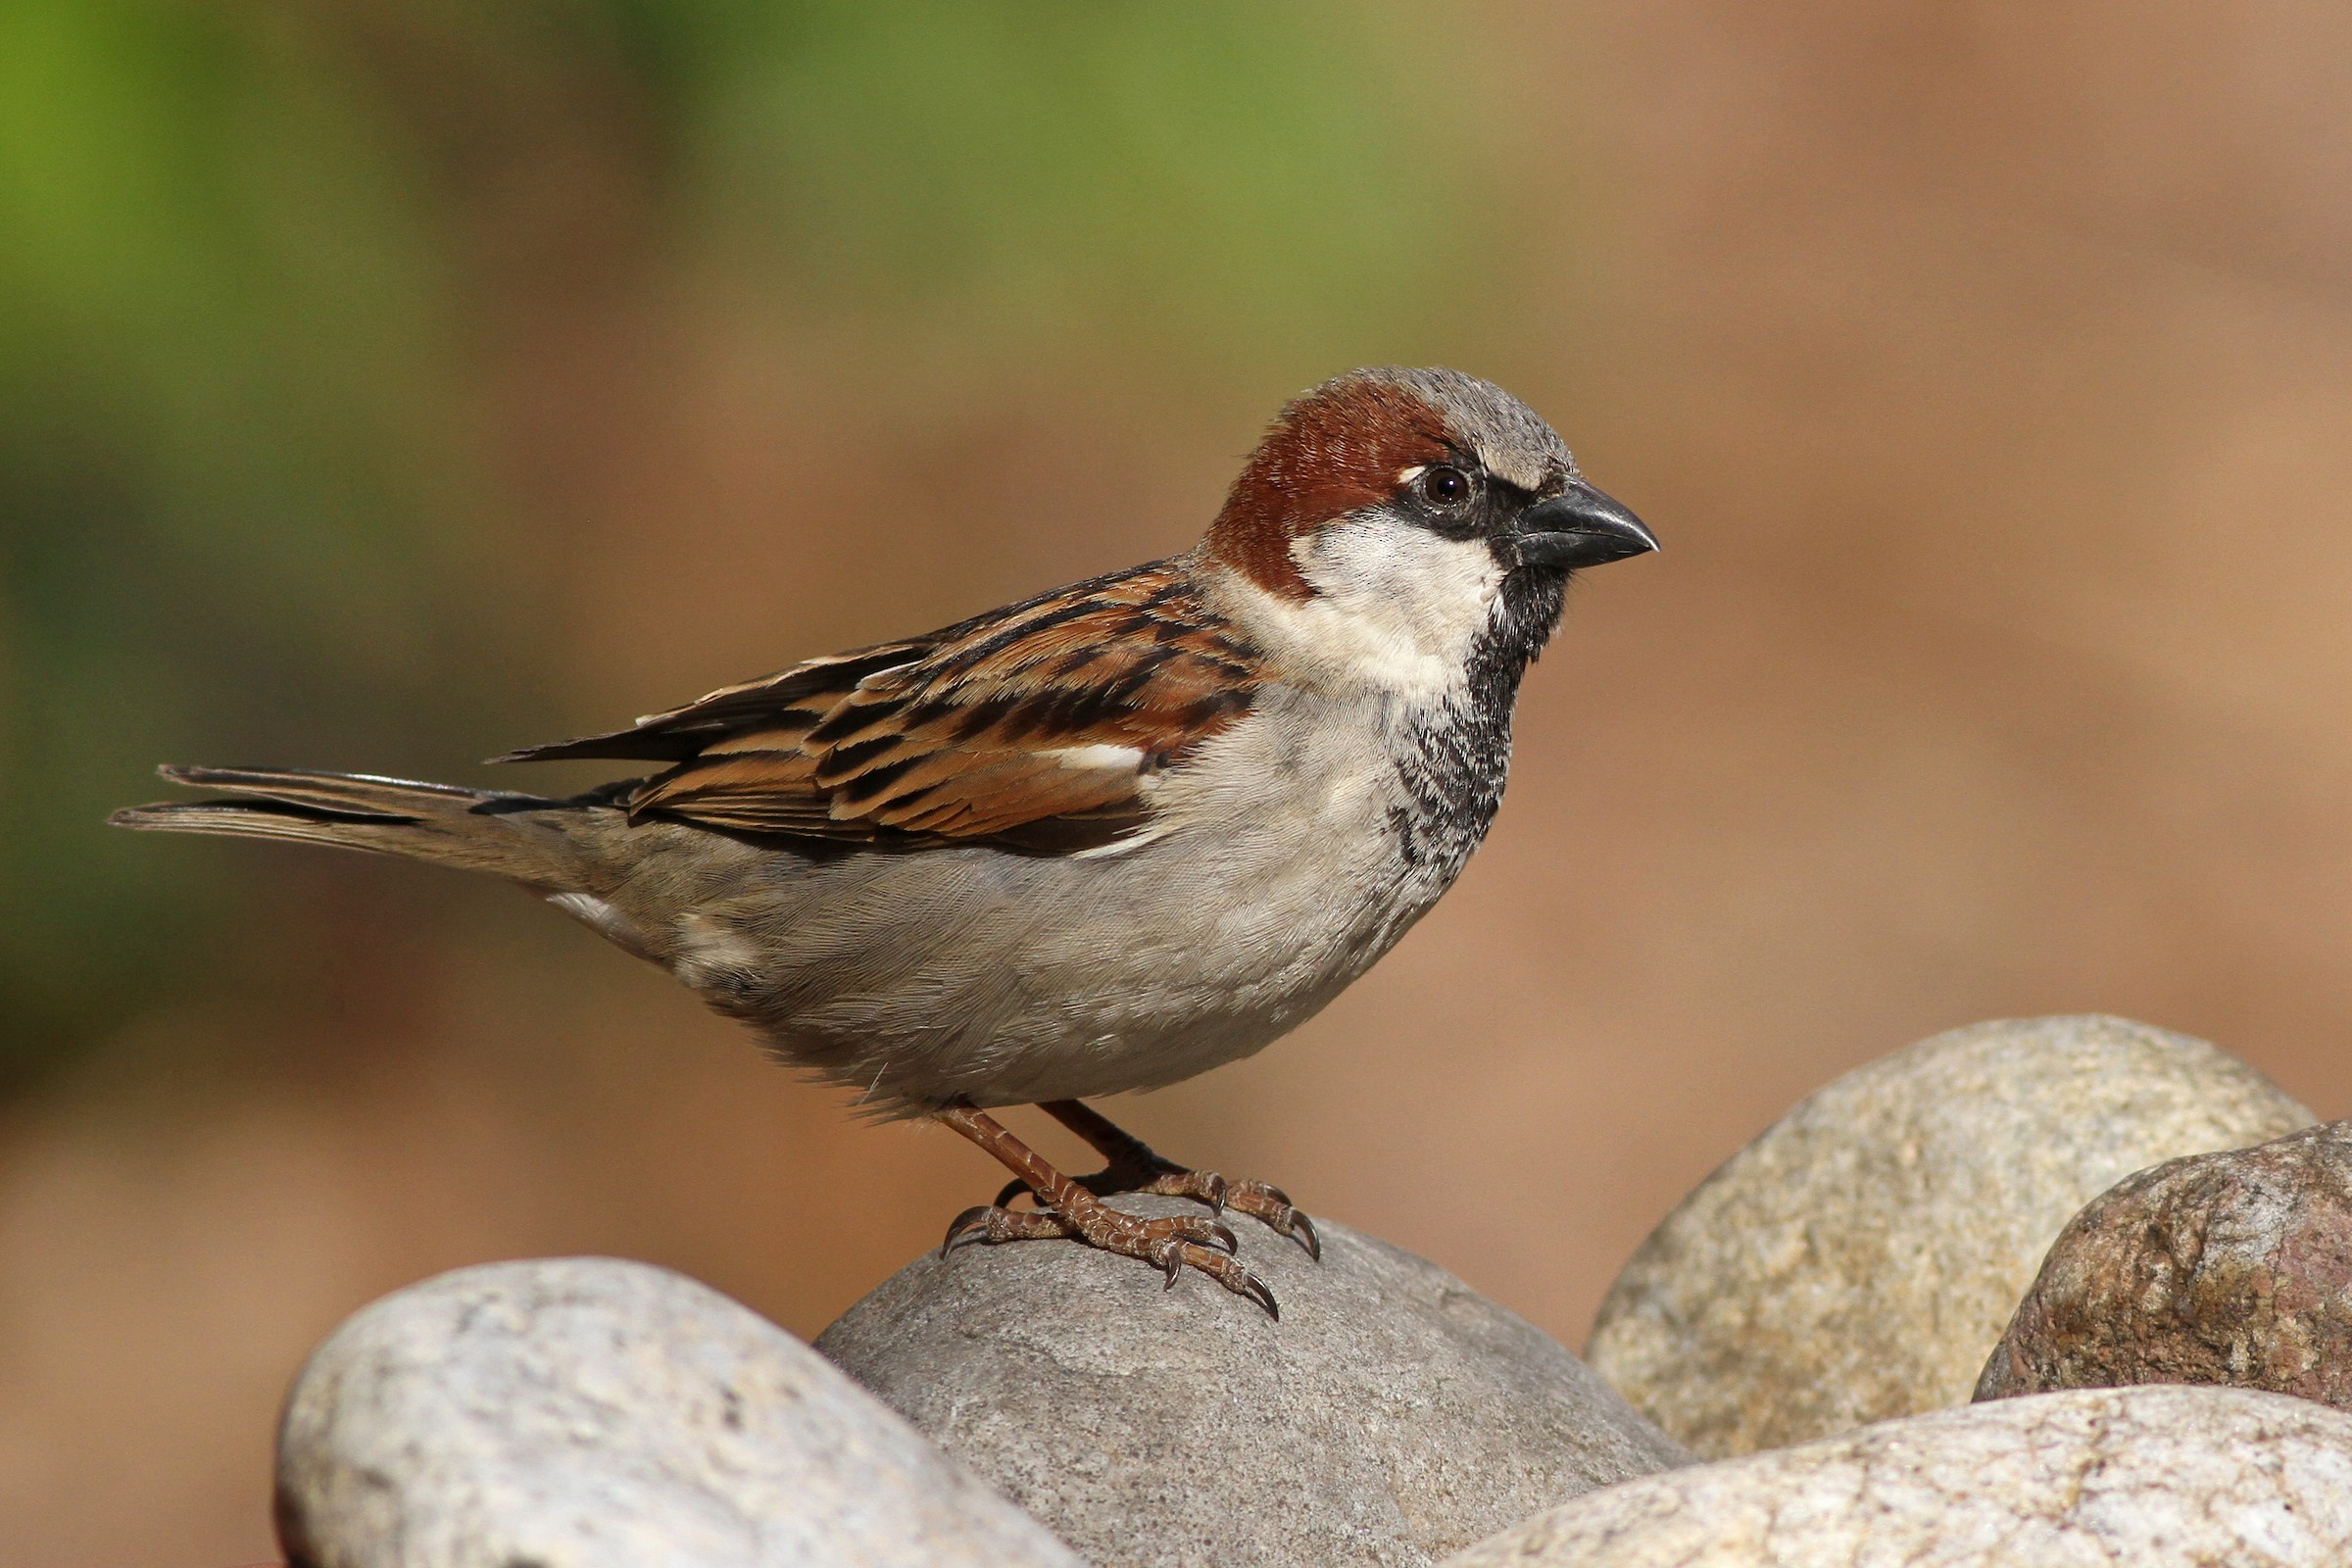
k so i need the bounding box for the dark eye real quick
[1417,465,1472,508]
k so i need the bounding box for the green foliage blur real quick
[0,1,1503,1088]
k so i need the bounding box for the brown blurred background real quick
[7,2,2352,1559]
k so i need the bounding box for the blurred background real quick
[6,1,2352,1558]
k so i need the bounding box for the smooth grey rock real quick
[815,1195,1690,1568]
[1441,1385,2352,1567]
[1979,1119,2352,1410]
[1587,1014,2313,1457]
[275,1257,1084,1568]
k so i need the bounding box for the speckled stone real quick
[1441,1385,2352,1567]
[816,1195,1690,1568]
[275,1257,1084,1568]
[1587,1014,2313,1457]
[1979,1119,2352,1410]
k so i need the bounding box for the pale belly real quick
[578,690,1498,1114]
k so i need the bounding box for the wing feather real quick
[499,561,1260,852]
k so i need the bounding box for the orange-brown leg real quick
[936,1100,1280,1317]
[989,1099,1320,1261]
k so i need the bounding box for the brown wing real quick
[497,562,1262,851]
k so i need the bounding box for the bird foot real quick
[944,1190,1279,1318]
[998,1162,1320,1260]
[1138,1170,1322,1262]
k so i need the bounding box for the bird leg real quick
[937,1100,1280,1317]
[991,1099,1320,1261]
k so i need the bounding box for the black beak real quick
[1512,481,1658,570]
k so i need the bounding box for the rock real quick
[1439,1384,2352,1567]
[1978,1119,2352,1410]
[814,1195,1690,1568]
[1586,1014,2312,1457]
[275,1257,1084,1568]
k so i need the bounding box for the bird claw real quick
[934,1103,1294,1317]
[943,1195,1274,1316]
[1164,1175,1319,1259]
[1152,1236,1276,1317]
[993,1110,1308,1258]
[942,1203,994,1255]
[1287,1208,1322,1263]
[1195,1170,1230,1214]
[1096,1166,1319,1260]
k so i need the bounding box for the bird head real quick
[1201,367,1657,698]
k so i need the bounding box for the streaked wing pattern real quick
[498,561,1261,851]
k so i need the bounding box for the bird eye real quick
[1417,466,1472,507]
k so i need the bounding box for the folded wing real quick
[498,562,1261,851]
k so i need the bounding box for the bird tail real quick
[110,764,588,889]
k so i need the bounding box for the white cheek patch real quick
[1226,517,1503,699]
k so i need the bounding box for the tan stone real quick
[1587,1014,2312,1456]
[1441,1386,2352,1567]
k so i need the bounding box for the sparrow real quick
[113,367,1656,1316]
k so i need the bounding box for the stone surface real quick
[1587,1014,2312,1457]
[1441,1385,2352,1567]
[815,1195,1690,1568]
[1978,1119,2352,1410]
[275,1257,1084,1568]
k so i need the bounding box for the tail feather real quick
[111,764,583,886]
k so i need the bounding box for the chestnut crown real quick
[1203,367,1581,598]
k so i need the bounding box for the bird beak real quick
[1511,481,1659,570]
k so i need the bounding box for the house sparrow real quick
[113,367,1655,1316]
